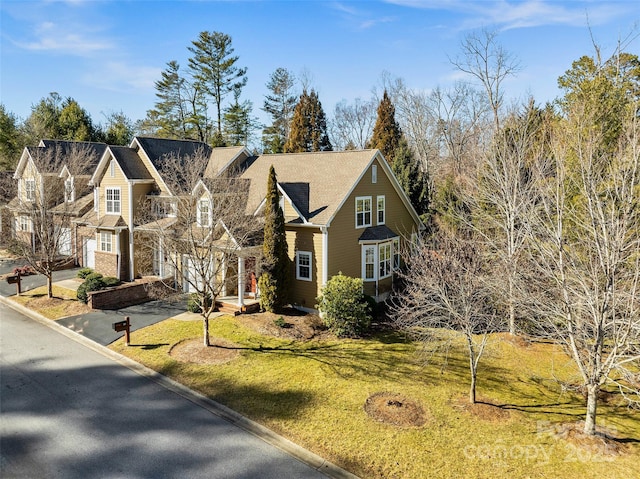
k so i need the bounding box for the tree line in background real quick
[2,27,639,437]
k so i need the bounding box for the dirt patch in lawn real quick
[451,395,512,422]
[169,337,240,365]
[364,392,428,428]
[25,295,92,318]
[553,422,630,458]
[238,308,332,341]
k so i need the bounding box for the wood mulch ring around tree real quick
[169,337,241,365]
[451,395,512,422]
[364,392,428,428]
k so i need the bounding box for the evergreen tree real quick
[262,67,297,153]
[188,31,247,138]
[102,111,135,146]
[369,90,402,164]
[392,137,430,218]
[284,89,332,152]
[58,98,95,141]
[223,86,257,146]
[0,104,23,171]
[258,165,290,312]
[23,92,63,144]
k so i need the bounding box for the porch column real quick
[237,256,245,307]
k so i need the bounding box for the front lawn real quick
[109,314,640,479]
[12,285,91,319]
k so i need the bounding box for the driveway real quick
[0,259,80,297]
[58,299,188,346]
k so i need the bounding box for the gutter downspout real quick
[128,182,134,281]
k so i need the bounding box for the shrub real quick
[274,316,287,328]
[316,273,371,338]
[77,268,94,279]
[76,273,120,303]
[187,292,212,314]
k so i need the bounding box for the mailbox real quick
[113,320,129,332]
[6,275,19,284]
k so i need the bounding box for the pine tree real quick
[258,166,290,312]
[392,137,430,217]
[370,90,402,164]
[262,68,297,153]
[223,86,257,146]
[188,31,247,138]
[284,89,332,152]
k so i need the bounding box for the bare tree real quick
[137,149,262,347]
[528,102,640,435]
[391,231,499,404]
[10,143,98,298]
[470,102,545,335]
[330,97,377,150]
[450,29,521,132]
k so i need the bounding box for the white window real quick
[377,196,385,225]
[393,238,400,270]
[106,188,121,214]
[296,251,312,281]
[197,199,211,227]
[100,231,112,252]
[356,196,372,228]
[110,160,115,177]
[379,242,392,279]
[372,165,377,184]
[65,178,74,202]
[25,179,36,201]
[18,215,32,232]
[362,245,376,281]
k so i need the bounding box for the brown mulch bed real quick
[553,422,629,457]
[25,296,92,318]
[238,308,332,341]
[364,392,428,428]
[451,395,512,421]
[169,337,240,365]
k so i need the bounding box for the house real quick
[7,140,107,256]
[236,149,424,310]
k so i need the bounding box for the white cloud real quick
[384,0,632,31]
[82,61,161,93]
[15,21,113,55]
[331,1,397,30]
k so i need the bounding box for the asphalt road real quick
[0,303,335,479]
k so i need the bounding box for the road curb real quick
[0,295,359,479]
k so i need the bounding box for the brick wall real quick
[95,251,119,278]
[87,278,175,310]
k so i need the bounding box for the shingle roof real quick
[358,225,399,242]
[50,192,94,217]
[135,137,212,172]
[76,210,128,229]
[110,146,153,180]
[39,140,107,175]
[204,146,252,177]
[239,150,378,225]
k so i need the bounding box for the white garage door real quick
[58,227,72,256]
[84,238,96,269]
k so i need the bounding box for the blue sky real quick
[1,0,639,130]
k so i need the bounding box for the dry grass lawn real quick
[12,285,91,319]
[109,312,640,479]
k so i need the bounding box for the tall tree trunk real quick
[47,273,53,299]
[584,383,598,435]
[469,372,477,404]
[203,316,210,347]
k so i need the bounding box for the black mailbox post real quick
[112,316,131,345]
[6,273,21,295]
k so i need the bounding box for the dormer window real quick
[197,199,211,227]
[372,165,377,184]
[25,179,36,201]
[110,160,115,177]
[65,178,75,202]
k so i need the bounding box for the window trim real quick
[377,195,385,225]
[105,187,121,214]
[355,196,372,229]
[18,215,32,232]
[197,198,212,227]
[379,242,392,279]
[362,245,376,281]
[25,179,36,201]
[296,251,312,281]
[100,231,112,253]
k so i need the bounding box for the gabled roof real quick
[239,149,423,228]
[204,146,253,177]
[14,140,107,178]
[50,192,94,217]
[90,146,153,184]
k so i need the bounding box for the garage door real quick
[58,227,72,256]
[84,238,96,269]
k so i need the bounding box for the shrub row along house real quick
[6,137,424,311]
